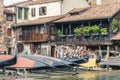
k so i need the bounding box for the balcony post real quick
[69,23,71,35]
[99,46,102,59]
[62,24,63,35]
[106,45,110,59]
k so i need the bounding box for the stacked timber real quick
[100,55,120,68]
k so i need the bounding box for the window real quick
[31,8,36,17]
[7,28,12,36]
[18,7,23,19]
[6,14,13,21]
[39,7,47,16]
[24,8,28,20]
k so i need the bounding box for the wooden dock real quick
[100,56,120,69]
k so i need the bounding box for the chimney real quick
[96,0,102,5]
[0,0,4,22]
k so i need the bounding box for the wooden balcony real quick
[19,34,48,42]
[56,34,112,45]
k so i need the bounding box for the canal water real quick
[1,70,120,80]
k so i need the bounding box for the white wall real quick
[29,1,62,20]
[62,0,89,14]
[24,43,31,55]
[41,43,51,56]
[96,0,102,5]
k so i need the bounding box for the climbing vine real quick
[112,18,118,32]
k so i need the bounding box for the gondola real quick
[0,55,17,68]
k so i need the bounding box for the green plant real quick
[57,29,62,36]
[91,25,99,33]
[83,26,91,34]
[100,28,107,34]
[112,18,118,31]
[74,27,82,36]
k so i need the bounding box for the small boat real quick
[23,55,75,68]
[0,55,17,68]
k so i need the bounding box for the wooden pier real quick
[100,55,120,69]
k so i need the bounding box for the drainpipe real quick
[61,0,63,15]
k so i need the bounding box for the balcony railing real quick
[56,34,110,45]
[19,34,48,42]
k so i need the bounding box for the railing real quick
[56,34,110,44]
[19,34,48,42]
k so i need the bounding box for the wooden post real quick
[106,45,110,59]
[99,46,102,59]
[115,45,118,51]
[69,23,71,35]
[62,24,63,34]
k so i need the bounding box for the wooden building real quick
[13,15,62,56]
[54,3,120,59]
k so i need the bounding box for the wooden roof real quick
[69,7,90,14]
[55,3,120,23]
[13,15,63,27]
[111,32,120,40]
[4,8,15,14]
[102,0,120,5]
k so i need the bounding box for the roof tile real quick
[55,3,120,22]
[14,15,63,27]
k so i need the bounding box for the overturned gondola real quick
[0,55,17,68]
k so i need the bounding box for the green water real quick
[1,70,120,80]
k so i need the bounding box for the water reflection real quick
[2,70,120,80]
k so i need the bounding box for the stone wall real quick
[0,0,4,22]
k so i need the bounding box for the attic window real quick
[70,12,79,15]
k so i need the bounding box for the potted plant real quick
[57,29,62,36]
[91,25,99,34]
[100,28,107,34]
[83,26,91,34]
[74,27,82,36]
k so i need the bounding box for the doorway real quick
[51,46,55,57]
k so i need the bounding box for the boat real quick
[0,55,17,68]
[22,55,76,68]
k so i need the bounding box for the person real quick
[23,49,28,55]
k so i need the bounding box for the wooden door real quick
[51,46,55,57]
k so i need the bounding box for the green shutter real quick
[18,7,22,19]
[24,8,28,20]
